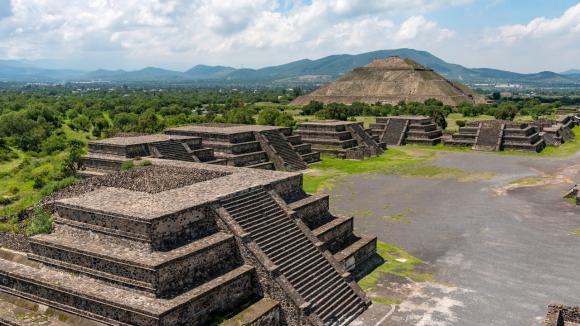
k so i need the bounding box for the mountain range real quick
[1,49,579,87]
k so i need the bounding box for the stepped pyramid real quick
[295,121,385,159]
[369,116,443,146]
[444,120,546,152]
[292,57,486,106]
[165,123,320,171]
[0,159,376,325]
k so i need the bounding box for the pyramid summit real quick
[292,56,487,106]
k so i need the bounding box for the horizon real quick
[0,1,579,73]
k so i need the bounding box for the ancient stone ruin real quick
[165,123,320,171]
[563,185,580,206]
[0,159,376,325]
[81,124,321,175]
[529,115,576,146]
[444,120,546,152]
[81,134,225,177]
[295,121,385,159]
[291,57,487,107]
[369,116,443,146]
[543,304,580,326]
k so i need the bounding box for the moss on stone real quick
[358,240,432,292]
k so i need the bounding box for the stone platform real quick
[295,121,384,160]
[80,134,225,177]
[529,115,576,147]
[369,116,443,146]
[165,123,320,171]
[543,304,580,326]
[444,120,546,152]
[0,159,377,325]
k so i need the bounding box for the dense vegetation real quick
[0,85,573,234]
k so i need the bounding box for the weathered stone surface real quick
[296,121,383,160]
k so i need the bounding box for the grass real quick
[25,206,53,236]
[537,127,580,157]
[0,126,92,224]
[358,240,432,292]
[572,230,580,236]
[303,149,492,193]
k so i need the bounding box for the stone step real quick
[302,138,358,149]
[312,216,354,251]
[55,203,152,242]
[220,188,366,324]
[288,194,330,228]
[295,130,353,140]
[203,140,262,155]
[219,298,281,326]
[301,152,321,163]
[334,236,377,272]
[245,161,275,170]
[217,151,269,167]
[28,230,239,296]
[0,258,257,325]
[292,143,311,154]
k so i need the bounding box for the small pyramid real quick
[292,56,486,106]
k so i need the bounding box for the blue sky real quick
[0,0,578,72]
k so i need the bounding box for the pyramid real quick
[292,57,487,106]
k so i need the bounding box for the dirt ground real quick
[341,149,580,326]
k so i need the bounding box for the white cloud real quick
[0,0,464,69]
[484,3,580,44]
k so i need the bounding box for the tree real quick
[257,108,281,126]
[275,112,296,128]
[61,139,84,177]
[494,102,518,121]
[224,108,255,124]
[136,109,165,133]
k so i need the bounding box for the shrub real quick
[136,160,152,167]
[456,120,466,127]
[274,112,296,128]
[120,160,135,170]
[26,206,53,236]
[257,108,280,126]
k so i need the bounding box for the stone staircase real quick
[473,123,503,151]
[149,140,197,162]
[220,188,368,325]
[380,118,408,145]
[259,130,308,171]
[346,123,384,156]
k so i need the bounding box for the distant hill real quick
[561,69,580,75]
[184,65,236,79]
[0,49,579,87]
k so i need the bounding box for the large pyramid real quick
[292,57,487,106]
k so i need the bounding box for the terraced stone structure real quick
[165,123,320,171]
[291,57,487,107]
[542,304,580,326]
[81,134,225,177]
[444,120,546,152]
[369,116,443,146]
[295,121,385,159]
[0,159,375,325]
[529,115,576,146]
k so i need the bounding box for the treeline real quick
[301,98,561,129]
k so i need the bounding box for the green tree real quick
[257,108,281,126]
[136,109,165,133]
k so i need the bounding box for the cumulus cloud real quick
[484,3,580,44]
[0,0,463,69]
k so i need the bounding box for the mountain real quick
[184,65,236,79]
[561,69,580,75]
[0,49,579,87]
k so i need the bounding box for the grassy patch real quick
[358,241,432,292]
[372,297,402,305]
[303,149,491,193]
[538,127,580,157]
[25,206,53,236]
[572,230,580,236]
